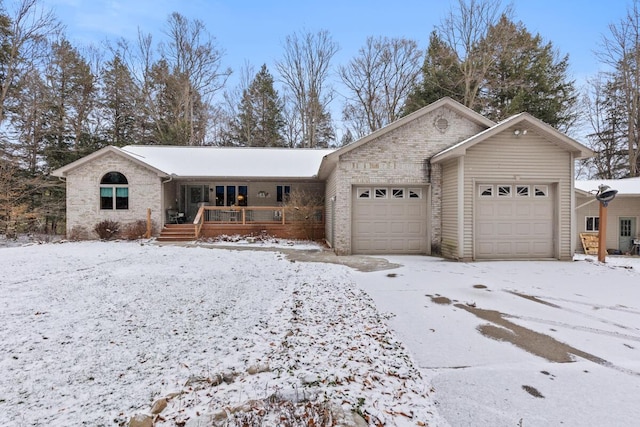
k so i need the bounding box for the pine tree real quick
[403,31,465,115]
[100,55,139,147]
[479,16,577,128]
[232,64,285,147]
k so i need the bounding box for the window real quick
[392,188,404,198]
[374,188,387,198]
[479,185,493,197]
[215,185,248,206]
[277,185,291,202]
[516,185,529,197]
[586,216,599,232]
[408,188,422,198]
[498,185,511,197]
[100,172,128,210]
[357,188,371,198]
[534,185,548,197]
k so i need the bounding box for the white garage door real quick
[476,184,554,259]
[352,186,428,254]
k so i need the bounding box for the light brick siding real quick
[64,152,163,238]
[329,106,485,255]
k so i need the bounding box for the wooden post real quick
[597,202,607,263]
[146,208,152,239]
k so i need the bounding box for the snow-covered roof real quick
[119,145,335,178]
[575,177,640,196]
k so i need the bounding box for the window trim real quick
[479,185,493,197]
[357,188,371,199]
[585,216,599,232]
[100,172,129,210]
[374,188,388,199]
[497,185,512,197]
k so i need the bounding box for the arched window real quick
[100,172,129,210]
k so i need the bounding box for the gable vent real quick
[434,116,449,133]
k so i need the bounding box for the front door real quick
[619,217,636,253]
[184,185,209,221]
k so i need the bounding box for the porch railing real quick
[193,205,324,238]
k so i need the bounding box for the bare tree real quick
[596,0,640,176]
[161,12,231,145]
[437,0,512,109]
[276,29,338,147]
[340,36,422,137]
[0,0,61,126]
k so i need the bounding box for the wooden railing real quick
[192,205,324,238]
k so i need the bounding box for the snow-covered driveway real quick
[354,255,640,427]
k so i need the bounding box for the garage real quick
[475,183,555,259]
[352,186,428,254]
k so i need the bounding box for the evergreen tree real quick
[479,16,577,128]
[100,55,139,147]
[404,31,465,115]
[232,64,284,146]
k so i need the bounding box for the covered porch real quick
[158,204,325,242]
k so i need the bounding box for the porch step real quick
[157,224,196,242]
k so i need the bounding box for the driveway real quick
[351,256,640,427]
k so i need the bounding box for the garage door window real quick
[408,188,422,198]
[516,185,529,197]
[357,188,371,198]
[392,188,404,198]
[498,185,511,197]
[479,185,493,197]
[374,188,387,198]
[534,185,548,197]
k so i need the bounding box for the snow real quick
[575,176,640,196]
[1,240,640,426]
[119,145,335,178]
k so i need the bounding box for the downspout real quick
[161,174,175,227]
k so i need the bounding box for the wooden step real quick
[157,224,196,242]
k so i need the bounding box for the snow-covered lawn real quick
[3,240,640,427]
[0,241,441,426]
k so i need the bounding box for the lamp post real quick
[595,184,618,263]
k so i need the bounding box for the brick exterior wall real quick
[64,152,163,238]
[328,106,485,255]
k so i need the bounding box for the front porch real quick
[157,205,325,242]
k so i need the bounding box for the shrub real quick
[69,225,90,241]
[284,190,324,240]
[93,220,120,240]
[122,219,157,240]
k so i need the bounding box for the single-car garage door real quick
[352,186,428,254]
[476,183,554,259]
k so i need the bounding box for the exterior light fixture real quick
[594,184,618,262]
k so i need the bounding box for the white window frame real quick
[479,185,493,197]
[534,185,548,197]
[585,216,599,232]
[357,188,371,199]
[392,188,404,198]
[408,188,422,199]
[374,188,388,199]
[516,185,530,197]
[497,185,512,197]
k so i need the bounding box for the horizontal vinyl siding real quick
[576,195,640,252]
[441,159,459,258]
[464,132,573,259]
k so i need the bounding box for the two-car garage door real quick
[476,183,555,259]
[352,186,428,254]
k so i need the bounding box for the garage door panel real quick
[476,183,554,259]
[353,186,427,254]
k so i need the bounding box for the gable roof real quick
[318,97,496,179]
[431,113,594,163]
[51,145,335,179]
